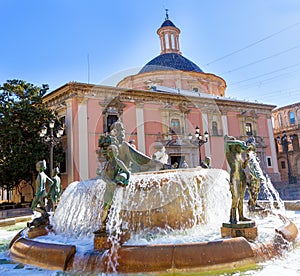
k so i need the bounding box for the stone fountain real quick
[9,123,299,274]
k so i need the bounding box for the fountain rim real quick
[8,217,298,274]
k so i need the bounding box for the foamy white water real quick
[53,168,231,238]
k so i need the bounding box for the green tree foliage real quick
[0,80,63,194]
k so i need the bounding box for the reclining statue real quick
[98,121,165,173]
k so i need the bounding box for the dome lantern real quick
[157,9,181,55]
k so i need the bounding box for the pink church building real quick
[43,14,280,188]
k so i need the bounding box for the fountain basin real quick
[10,237,75,271]
[9,218,298,274]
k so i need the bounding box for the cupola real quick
[157,9,181,55]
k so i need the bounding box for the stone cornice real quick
[42,82,276,114]
[117,70,227,90]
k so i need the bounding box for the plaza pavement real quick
[0,207,33,226]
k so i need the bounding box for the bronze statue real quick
[98,132,112,160]
[100,144,130,233]
[31,160,53,218]
[201,156,211,168]
[98,121,165,173]
[224,136,250,224]
[48,167,62,210]
[97,121,168,233]
[246,142,264,211]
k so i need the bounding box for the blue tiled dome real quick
[161,19,176,28]
[139,53,204,74]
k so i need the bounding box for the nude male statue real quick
[30,160,53,219]
[224,136,251,224]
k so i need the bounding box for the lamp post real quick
[189,126,209,166]
[39,120,64,177]
[276,131,294,183]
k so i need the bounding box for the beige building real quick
[272,102,300,183]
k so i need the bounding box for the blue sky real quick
[1,0,300,107]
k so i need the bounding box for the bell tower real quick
[157,9,182,55]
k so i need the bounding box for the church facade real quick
[272,102,300,183]
[43,14,280,187]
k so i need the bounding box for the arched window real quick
[292,134,299,151]
[289,111,295,124]
[171,119,180,134]
[165,33,169,49]
[212,121,218,136]
[107,114,118,132]
[278,113,283,127]
[245,123,253,136]
[171,34,175,49]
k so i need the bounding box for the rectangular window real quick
[212,121,218,136]
[266,157,272,167]
[289,112,295,124]
[165,34,169,49]
[60,151,67,173]
[245,123,252,136]
[281,161,286,169]
[171,119,180,134]
[171,34,175,49]
[107,115,118,132]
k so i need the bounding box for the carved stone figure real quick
[224,136,250,224]
[31,160,53,217]
[181,160,189,168]
[152,142,169,164]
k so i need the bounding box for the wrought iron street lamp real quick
[189,126,209,166]
[276,131,294,183]
[39,120,64,177]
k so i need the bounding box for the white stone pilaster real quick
[222,114,230,171]
[267,117,279,173]
[136,103,146,153]
[222,115,229,136]
[202,113,211,159]
[65,99,74,183]
[78,98,89,181]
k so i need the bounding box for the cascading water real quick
[51,168,231,272]
[53,178,107,237]
[247,150,285,214]
[53,168,231,239]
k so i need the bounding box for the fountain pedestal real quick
[221,221,257,241]
[94,230,111,250]
[94,230,131,250]
[27,227,49,239]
